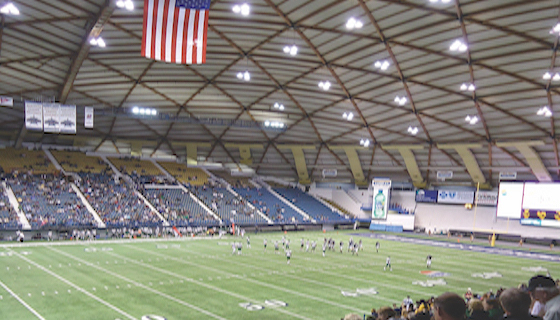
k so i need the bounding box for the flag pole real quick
[473,182,479,231]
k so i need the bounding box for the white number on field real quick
[239,300,287,311]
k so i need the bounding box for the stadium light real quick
[233,3,250,16]
[450,39,467,52]
[537,106,552,118]
[346,18,363,30]
[0,2,19,15]
[407,126,419,135]
[318,81,331,91]
[116,0,134,11]
[374,60,390,71]
[394,96,407,106]
[90,37,106,48]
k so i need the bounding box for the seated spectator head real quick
[499,288,532,317]
[468,299,485,313]
[434,292,467,320]
[378,306,397,320]
[527,275,559,304]
[343,314,362,320]
[483,298,501,312]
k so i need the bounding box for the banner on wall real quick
[437,190,474,204]
[520,209,560,228]
[59,105,76,134]
[25,102,43,130]
[43,103,60,133]
[0,96,13,107]
[372,178,391,220]
[476,191,498,206]
[415,190,438,203]
[84,107,94,129]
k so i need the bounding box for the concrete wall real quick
[390,191,416,211]
[414,203,559,239]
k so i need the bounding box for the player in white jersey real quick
[246,236,251,248]
[322,242,327,257]
[232,242,236,255]
[274,241,279,254]
[16,230,24,242]
[384,256,392,271]
[359,239,363,251]
[286,249,292,264]
[237,242,242,255]
[348,237,353,252]
[281,236,285,247]
[376,241,380,253]
[285,239,290,250]
[352,242,359,256]
[48,230,53,241]
[263,239,267,251]
[311,241,316,252]
[426,255,432,269]
[305,240,310,252]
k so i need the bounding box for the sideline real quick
[0,279,46,320]
[7,249,138,320]
[0,236,222,248]
[353,233,560,262]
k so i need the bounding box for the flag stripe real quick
[142,0,209,64]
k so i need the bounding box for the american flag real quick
[142,0,210,64]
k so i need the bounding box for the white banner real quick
[25,102,43,130]
[372,178,391,220]
[59,105,76,134]
[43,103,60,133]
[437,171,453,179]
[499,172,517,180]
[0,96,13,107]
[476,191,498,206]
[437,190,474,204]
[84,107,94,129]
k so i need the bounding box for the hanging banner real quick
[59,105,76,134]
[372,178,391,220]
[84,107,94,129]
[499,172,517,180]
[437,190,475,204]
[43,103,60,133]
[476,191,498,206]
[25,102,43,130]
[0,96,13,107]
[437,171,453,180]
[415,190,438,203]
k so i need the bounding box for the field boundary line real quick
[7,248,138,320]
[125,245,371,315]
[0,279,46,320]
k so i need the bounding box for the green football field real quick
[0,230,557,320]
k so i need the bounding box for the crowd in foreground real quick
[342,275,560,320]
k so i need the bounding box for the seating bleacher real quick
[109,158,162,176]
[193,185,268,225]
[51,150,108,173]
[274,187,348,222]
[8,174,94,228]
[78,173,161,227]
[234,187,304,224]
[144,188,217,226]
[0,185,19,229]
[0,148,56,174]
[158,162,208,186]
[321,198,354,218]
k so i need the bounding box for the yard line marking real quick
[125,245,370,315]
[47,247,230,320]
[7,249,138,320]
[0,279,46,320]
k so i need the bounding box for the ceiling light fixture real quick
[237,71,250,81]
[264,121,284,128]
[465,115,479,125]
[450,39,468,52]
[554,73,560,81]
[429,0,451,3]
[132,107,157,116]
[359,139,370,147]
[407,126,419,135]
[374,60,390,71]
[89,37,106,48]
[346,17,363,30]
[0,2,19,15]
[233,3,250,16]
[543,72,552,80]
[283,45,298,56]
[342,112,354,121]
[394,96,408,106]
[460,83,476,91]
[550,23,560,36]
[537,106,553,118]
[273,103,285,111]
[318,81,331,91]
[116,0,134,11]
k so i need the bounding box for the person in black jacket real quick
[500,288,542,320]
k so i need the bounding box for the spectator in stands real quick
[342,314,362,320]
[528,275,560,320]
[484,298,504,320]
[434,292,467,320]
[469,299,491,320]
[378,306,397,320]
[500,288,542,320]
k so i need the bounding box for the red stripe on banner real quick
[141,0,149,56]
[192,10,200,64]
[171,6,179,63]
[150,0,159,60]
[202,10,209,64]
[182,10,190,64]
[160,0,170,61]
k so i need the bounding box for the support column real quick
[437,143,490,188]
[383,145,426,188]
[172,142,211,165]
[224,143,263,165]
[496,141,552,182]
[328,146,367,186]
[130,141,142,157]
[278,145,315,185]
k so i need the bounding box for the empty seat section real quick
[233,187,302,223]
[9,175,94,228]
[108,158,165,184]
[51,150,108,173]
[0,186,19,229]
[193,186,267,225]
[210,170,251,187]
[78,173,160,227]
[158,162,208,186]
[274,187,348,222]
[144,188,217,226]
[0,148,56,174]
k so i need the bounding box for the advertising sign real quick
[59,105,76,134]
[372,178,391,220]
[476,191,498,206]
[437,190,474,204]
[85,106,94,129]
[25,102,43,130]
[0,96,13,107]
[415,190,438,203]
